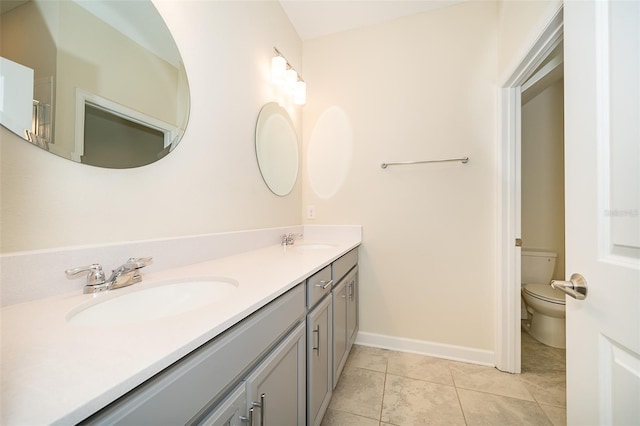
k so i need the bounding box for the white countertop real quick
[1,238,360,425]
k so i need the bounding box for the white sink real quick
[290,243,336,250]
[67,278,238,326]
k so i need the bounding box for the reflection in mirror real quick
[82,104,168,168]
[255,103,299,196]
[0,0,190,168]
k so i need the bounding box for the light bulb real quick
[284,69,298,94]
[293,80,306,105]
[271,56,286,85]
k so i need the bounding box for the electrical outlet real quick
[307,205,316,220]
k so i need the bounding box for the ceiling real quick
[3,1,464,42]
[279,0,465,41]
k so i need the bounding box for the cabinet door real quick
[332,279,348,388]
[199,384,246,426]
[245,322,305,426]
[307,295,332,426]
[346,268,359,349]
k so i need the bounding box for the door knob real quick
[551,273,588,300]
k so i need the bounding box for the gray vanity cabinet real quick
[199,384,246,426]
[346,267,359,351]
[306,294,332,426]
[200,322,305,426]
[331,250,359,388]
[245,322,306,426]
[332,277,348,387]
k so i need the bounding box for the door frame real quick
[495,7,564,374]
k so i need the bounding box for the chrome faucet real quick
[66,257,153,294]
[281,233,303,246]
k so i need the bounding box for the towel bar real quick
[381,157,469,169]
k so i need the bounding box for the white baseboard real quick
[355,331,495,367]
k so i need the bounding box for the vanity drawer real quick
[332,248,358,283]
[306,265,332,309]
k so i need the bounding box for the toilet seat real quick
[523,283,566,305]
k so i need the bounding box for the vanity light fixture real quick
[272,46,306,105]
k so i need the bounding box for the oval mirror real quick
[255,103,299,196]
[0,0,190,169]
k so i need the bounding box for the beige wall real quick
[302,2,498,350]
[301,0,564,353]
[522,78,565,279]
[0,1,302,252]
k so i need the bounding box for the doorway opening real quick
[495,7,564,374]
[520,43,566,379]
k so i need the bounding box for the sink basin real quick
[67,278,238,326]
[290,243,336,250]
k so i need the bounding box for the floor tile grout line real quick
[384,368,534,402]
[449,365,469,425]
[325,407,380,423]
[535,401,567,409]
[453,384,538,403]
[378,358,389,423]
[520,378,567,409]
[384,371,458,390]
[537,402,558,426]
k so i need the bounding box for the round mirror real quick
[0,0,190,168]
[255,103,299,196]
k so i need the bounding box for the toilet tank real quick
[522,249,557,284]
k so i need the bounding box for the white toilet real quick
[521,249,566,348]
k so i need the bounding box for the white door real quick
[564,1,640,424]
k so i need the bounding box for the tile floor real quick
[321,332,566,426]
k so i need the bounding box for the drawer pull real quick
[315,279,333,290]
[312,325,321,354]
[260,393,265,426]
[250,393,265,425]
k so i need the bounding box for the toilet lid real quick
[523,283,566,305]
